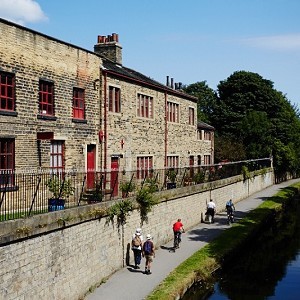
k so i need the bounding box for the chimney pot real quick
[166,76,169,87]
[171,78,174,89]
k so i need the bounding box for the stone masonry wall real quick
[0,171,273,300]
[0,19,101,171]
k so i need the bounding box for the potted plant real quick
[166,169,177,189]
[46,176,75,211]
[120,180,135,198]
[193,170,205,184]
[88,180,103,204]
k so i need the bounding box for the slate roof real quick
[102,59,197,102]
[197,121,215,131]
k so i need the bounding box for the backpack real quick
[132,235,141,247]
[143,240,152,255]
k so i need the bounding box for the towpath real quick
[86,179,300,300]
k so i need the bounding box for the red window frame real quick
[204,155,211,165]
[0,71,15,111]
[137,94,153,118]
[204,130,211,140]
[0,138,15,186]
[189,107,195,125]
[73,88,85,119]
[50,141,65,175]
[39,80,54,115]
[137,156,153,179]
[167,156,179,168]
[109,86,121,113]
[167,102,179,123]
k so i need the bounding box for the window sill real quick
[72,118,87,124]
[37,114,57,121]
[0,185,19,192]
[0,110,18,117]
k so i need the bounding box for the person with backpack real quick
[142,234,155,274]
[131,228,143,269]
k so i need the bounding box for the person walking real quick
[206,199,216,223]
[142,234,155,274]
[131,228,143,269]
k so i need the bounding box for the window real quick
[167,156,179,168]
[73,88,85,119]
[137,156,153,179]
[0,139,15,186]
[197,155,201,166]
[167,102,179,123]
[204,155,211,165]
[0,72,15,111]
[189,107,195,125]
[197,130,201,140]
[39,80,54,115]
[137,93,153,118]
[109,86,121,113]
[50,141,64,174]
[204,130,211,140]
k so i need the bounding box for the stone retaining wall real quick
[0,171,273,300]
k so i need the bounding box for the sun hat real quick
[136,228,142,233]
[146,234,151,240]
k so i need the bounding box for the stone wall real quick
[0,170,273,300]
[0,19,101,172]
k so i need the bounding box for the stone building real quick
[0,18,214,194]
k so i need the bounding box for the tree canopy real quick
[184,70,300,182]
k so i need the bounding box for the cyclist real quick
[173,219,185,248]
[225,199,235,223]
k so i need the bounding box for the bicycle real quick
[173,231,181,249]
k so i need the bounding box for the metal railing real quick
[0,158,272,221]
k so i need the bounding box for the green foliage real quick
[214,135,246,162]
[108,199,133,227]
[183,81,217,123]
[241,165,251,181]
[46,176,75,199]
[120,180,136,195]
[136,185,159,224]
[166,169,177,183]
[144,177,159,193]
[193,170,205,184]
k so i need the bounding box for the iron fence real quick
[0,158,271,221]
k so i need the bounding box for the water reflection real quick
[183,199,300,300]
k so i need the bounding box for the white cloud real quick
[240,34,300,51]
[0,0,48,25]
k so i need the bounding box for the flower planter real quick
[48,198,65,212]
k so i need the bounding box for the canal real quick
[183,198,300,300]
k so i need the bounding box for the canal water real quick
[183,198,300,300]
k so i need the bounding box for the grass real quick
[147,183,300,300]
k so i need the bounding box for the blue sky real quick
[1,0,300,107]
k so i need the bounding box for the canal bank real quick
[85,178,300,300]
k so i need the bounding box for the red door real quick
[110,158,119,196]
[87,145,96,190]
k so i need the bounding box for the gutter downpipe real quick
[103,70,108,173]
[164,91,168,168]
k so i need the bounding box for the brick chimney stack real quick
[94,33,122,65]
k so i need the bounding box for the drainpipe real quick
[103,70,108,172]
[164,91,168,168]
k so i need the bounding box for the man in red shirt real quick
[173,219,185,247]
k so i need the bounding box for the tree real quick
[183,81,217,123]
